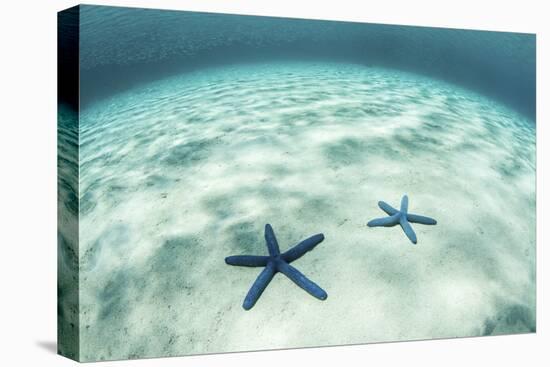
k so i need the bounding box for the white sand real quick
[77,62,535,361]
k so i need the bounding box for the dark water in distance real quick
[74,5,536,121]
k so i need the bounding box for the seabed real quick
[63,62,534,360]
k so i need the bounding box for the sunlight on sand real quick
[71,62,535,361]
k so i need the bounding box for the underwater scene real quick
[58,5,536,362]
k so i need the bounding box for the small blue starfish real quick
[367,195,436,244]
[225,224,327,310]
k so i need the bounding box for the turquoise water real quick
[77,5,536,120]
[58,5,536,362]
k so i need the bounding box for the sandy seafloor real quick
[75,62,535,361]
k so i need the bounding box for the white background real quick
[0,0,547,365]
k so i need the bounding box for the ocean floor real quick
[75,62,535,361]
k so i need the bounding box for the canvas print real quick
[57,5,536,362]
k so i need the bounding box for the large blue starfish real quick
[225,224,327,310]
[367,195,436,244]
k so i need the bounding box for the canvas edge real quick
[57,4,81,362]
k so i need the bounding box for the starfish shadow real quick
[225,224,327,310]
[367,195,436,244]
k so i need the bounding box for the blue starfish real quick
[225,224,327,310]
[367,195,436,244]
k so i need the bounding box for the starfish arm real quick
[399,216,417,244]
[367,213,400,227]
[406,213,437,225]
[225,255,270,267]
[264,223,280,257]
[277,261,327,300]
[378,201,398,216]
[282,233,325,263]
[400,195,409,214]
[243,261,276,310]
